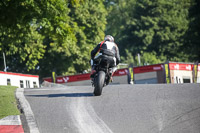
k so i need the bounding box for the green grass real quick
[0,86,20,119]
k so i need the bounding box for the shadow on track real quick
[26,93,94,98]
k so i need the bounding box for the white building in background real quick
[0,71,39,88]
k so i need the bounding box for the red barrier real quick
[169,63,193,71]
[113,68,128,76]
[43,63,200,84]
[43,68,128,84]
[133,64,163,74]
[43,73,91,83]
[169,63,200,71]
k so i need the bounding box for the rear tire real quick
[94,71,105,96]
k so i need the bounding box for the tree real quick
[38,0,107,78]
[105,0,197,63]
[0,0,107,78]
[183,0,200,62]
[104,0,137,56]
[0,0,72,73]
[120,49,136,66]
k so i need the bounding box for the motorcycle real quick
[91,53,114,96]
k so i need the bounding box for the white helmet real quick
[104,35,114,42]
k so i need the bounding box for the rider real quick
[90,35,120,81]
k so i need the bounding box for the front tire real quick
[94,71,105,96]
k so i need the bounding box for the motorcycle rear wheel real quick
[94,71,105,96]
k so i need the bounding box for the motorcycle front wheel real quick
[94,71,105,96]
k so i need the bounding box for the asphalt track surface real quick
[24,84,200,133]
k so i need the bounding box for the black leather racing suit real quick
[91,40,120,67]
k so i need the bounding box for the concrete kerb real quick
[16,88,40,133]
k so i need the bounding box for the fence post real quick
[164,61,171,84]
[192,62,198,83]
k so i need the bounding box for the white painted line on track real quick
[0,115,21,125]
[16,88,40,133]
[69,98,113,133]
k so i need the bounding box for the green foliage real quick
[121,49,167,67]
[0,0,71,73]
[121,49,135,66]
[0,0,107,78]
[183,0,200,61]
[67,0,107,74]
[106,0,199,63]
[139,52,167,66]
[1,0,200,79]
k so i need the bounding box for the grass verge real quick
[0,85,20,119]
